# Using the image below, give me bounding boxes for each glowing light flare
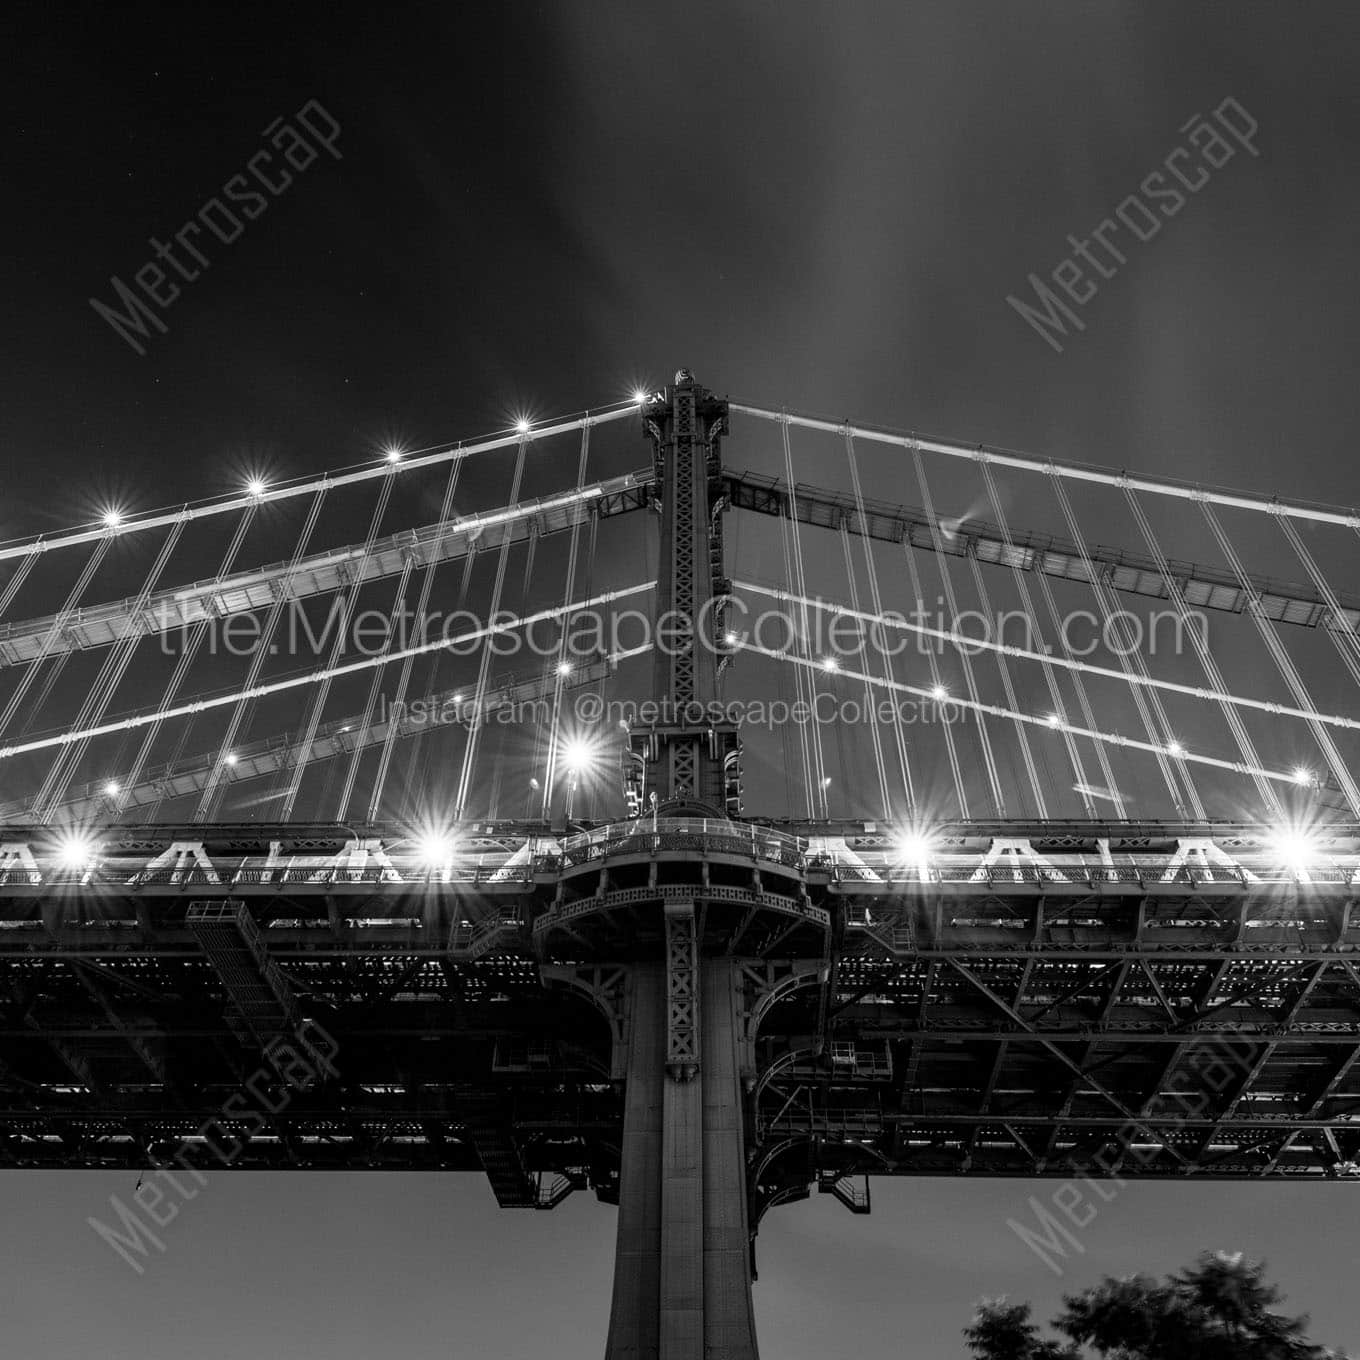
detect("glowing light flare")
[56,834,98,871]
[931,685,949,701]
[1269,826,1321,872]
[101,508,123,529]
[515,417,532,435]
[632,389,649,405]
[246,478,267,498]
[561,737,598,776]
[556,661,572,677]
[416,830,457,868]
[821,656,839,672]
[1167,741,1186,757]
[1292,766,1314,786]
[384,446,404,465]
[102,780,121,797]
[894,829,935,867]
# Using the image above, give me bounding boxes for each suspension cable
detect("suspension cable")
[1029,562,1125,818]
[779,418,826,817]
[839,518,892,820]
[0,406,638,563]
[976,461,1098,817]
[842,430,916,816]
[335,540,415,821]
[280,474,398,819]
[912,449,1005,814]
[1275,512,1360,695]
[0,583,655,766]
[454,437,530,818]
[34,514,189,818]
[1123,488,1282,819]
[196,486,329,819]
[965,549,1047,817]
[900,537,968,816]
[1051,475,1200,818]
[0,537,113,739]
[541,425,592,817]
[118,506,258,816]
[367,460,462,821]
[735,580,1360,736]
[0,553,40,621]
[1200,502,1360,816]
[731,403,1360,529]
[744,643,1305,790]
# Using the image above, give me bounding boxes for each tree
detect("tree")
[964,1251,1351,1360]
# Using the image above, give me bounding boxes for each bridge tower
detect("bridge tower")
[593,373,761,1357]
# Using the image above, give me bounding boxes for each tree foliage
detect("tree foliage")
[964,1252,1350,1360]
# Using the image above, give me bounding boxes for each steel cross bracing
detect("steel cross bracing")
[4,819,1360,1181]
[4,467,1354,672]
[0,473,652,666]
[5,373,1360,1359]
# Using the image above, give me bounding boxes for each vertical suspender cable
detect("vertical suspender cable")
[1122,488,1281,820]
[0,537,113,740]
[778,509,815,818]
[977,461,1102,818]
[843,430,916,817]
[1030,564,1124,818]
[454,436,529,818]
[280,473,397,820]
[35,515,189,818]
[335,550,415,822]
[541,425,592,817]
[912,449,1005,815]
[964,550,1047,817]
[116,506,257,815]
[0,553,40,622]
[367,458,463,822]
[777,480,817,815]
[1276,513,1360,692]
[197,486,329,820]
[839,518,892,820]
[780,417,830,818]
[1051,475,1200,819]
[1199,502,1360,816]
[901,537,969,817]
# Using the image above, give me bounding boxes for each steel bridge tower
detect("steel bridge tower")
[603,371,765,1357]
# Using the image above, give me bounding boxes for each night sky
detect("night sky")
[4,2,1360,1355]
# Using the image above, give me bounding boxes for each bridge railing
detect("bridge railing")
[547,818,806,871]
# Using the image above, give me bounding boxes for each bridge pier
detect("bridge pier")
[605,953,759,1360]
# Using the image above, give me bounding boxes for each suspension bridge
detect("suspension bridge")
[3,370,1359,1357]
